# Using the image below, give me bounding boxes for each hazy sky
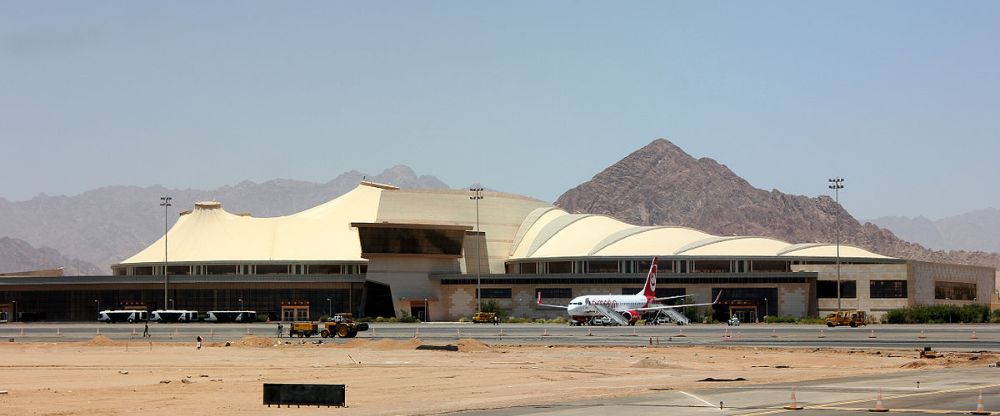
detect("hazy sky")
[2,2,998,220]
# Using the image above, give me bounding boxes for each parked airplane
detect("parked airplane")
[537,257,721,325]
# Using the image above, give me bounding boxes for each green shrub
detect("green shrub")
[480,300,507,320]
[883,304,990,324]
[991,309,1000,323]
[255,313,270,322]
[763,316,826,324]
[504,316,531,323]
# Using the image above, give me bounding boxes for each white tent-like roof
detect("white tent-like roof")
[119,184,383,264]
[510,208,891,260]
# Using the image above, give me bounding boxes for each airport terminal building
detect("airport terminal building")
[1,181,995,322]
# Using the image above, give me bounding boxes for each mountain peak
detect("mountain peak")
[555,138,1000,270]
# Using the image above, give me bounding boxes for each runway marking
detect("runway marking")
[739,382,1000,415]
[678,390,722,411]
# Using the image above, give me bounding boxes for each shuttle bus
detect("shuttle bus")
[150,310,198,323]
[98,310,148,323]
[205,310,256,323]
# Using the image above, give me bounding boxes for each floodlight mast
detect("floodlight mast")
[160,196,172,311]
[827,178,844,312]
[469,187,484,312]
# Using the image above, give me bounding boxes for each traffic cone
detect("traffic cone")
[542,328,550,336]
[414,328,420,338]
[56,328,61,336]
[131,328,137,336]
[96,328,100,335]
[676,328,686,337]
[587,328,593,336]
[972,330,978,340]
[971,390,990,415]
[771,328,777,338]
[19,328,24,336]
[918,330,926,339]
[631,327,637,337]
[818,329,826,339]
[783,387,804,410]
[868,388,889,412]
[868,329,876,339]
[456,328,461,338]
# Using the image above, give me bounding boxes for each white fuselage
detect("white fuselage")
[566,294,651,317]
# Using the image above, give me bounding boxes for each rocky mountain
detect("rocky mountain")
[871,209,1000,253]
[556,139,1000,270]
[0,166,448,273]
[0,237,103,276]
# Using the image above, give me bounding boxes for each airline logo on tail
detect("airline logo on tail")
[641,256,658,299]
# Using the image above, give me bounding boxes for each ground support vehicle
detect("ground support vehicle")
[329,313,369,331]
[472,312,500,324]
[825,310,867,327]
[289,320,360,338]
[98,310,148,323]
[727,316,741,326]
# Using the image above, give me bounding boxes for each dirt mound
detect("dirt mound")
[229,336,279,348]
[339,338,371,348]
[78,335,125,347]
[630,357,679,369]
[456,338,491,352]
[900,360,929,369]
[363,339,424,350]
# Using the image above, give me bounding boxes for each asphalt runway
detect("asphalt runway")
[2,322,999,350]
[452,367,1000,415]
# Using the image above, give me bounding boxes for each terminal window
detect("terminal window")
[870,280,907,298]
[535,288,572,298]
[934,281,976,301]
[817,281,857,298]
[478,288,512,299]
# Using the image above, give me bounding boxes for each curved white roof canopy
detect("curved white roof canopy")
[119,184,383,264]
[510,208,891,260]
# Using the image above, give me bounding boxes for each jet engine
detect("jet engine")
[621,309,640,324]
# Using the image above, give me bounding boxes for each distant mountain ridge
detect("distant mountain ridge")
[0,237,102,275]
[0,165,449,274]
[871,209,1000,253]
[555,139,1000,271]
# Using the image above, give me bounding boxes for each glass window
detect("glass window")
[478,288,512,299]
[934,281,976,301]
[587,261,619,274]
[535,288,572,298]
[310,265,342,275]
[519,262,537,274]
[547,261,572,274]
[692,260,731,273]
[751,261,789,273]
[817,281,857,298]
[870,280,907,298]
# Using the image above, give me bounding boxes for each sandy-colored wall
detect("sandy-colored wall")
[793,263,909,319]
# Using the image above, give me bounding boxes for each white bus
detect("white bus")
[97,310,148,323]
[205,310,256,323]
[150,310,198,323]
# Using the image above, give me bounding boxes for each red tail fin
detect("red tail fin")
[641,257,658,298]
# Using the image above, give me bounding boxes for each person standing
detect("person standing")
[276,323,284,337]
[143,321,150,338]
[196,335,203,350]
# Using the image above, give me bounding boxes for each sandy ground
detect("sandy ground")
[0,335,994,416]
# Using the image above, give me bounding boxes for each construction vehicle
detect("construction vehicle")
[825,310,867,327]
[472,312,500,324]
[289,319,361,338]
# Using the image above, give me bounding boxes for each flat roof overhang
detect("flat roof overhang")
[0,274,366,289]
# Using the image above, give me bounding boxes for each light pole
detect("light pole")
[763,297,769,320]
[828,178,844,312]
[160,196,172,310]
[326,298,332,317]
[11,300,15,323]
[169,298,174,310]
[424,298,429,323]
[238,297,244,310]
[469,187,484,312]
[94,299,100,317]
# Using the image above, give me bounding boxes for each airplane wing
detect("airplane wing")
[536,292,568,309]
[590,303,631,326]
[653,294,695,302]
[636,291,723,312]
